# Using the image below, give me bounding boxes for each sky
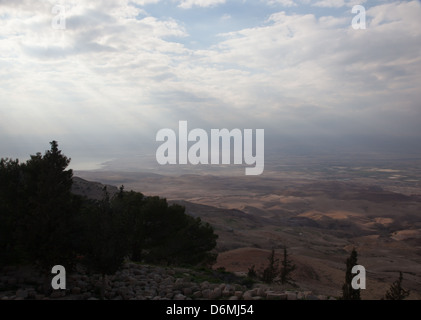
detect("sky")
[0,0,420,170]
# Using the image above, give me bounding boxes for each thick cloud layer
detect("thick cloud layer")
[0,0,420,169]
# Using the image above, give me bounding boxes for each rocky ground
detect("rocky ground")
[0,262,334,301]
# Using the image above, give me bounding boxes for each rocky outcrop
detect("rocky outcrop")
[0,263,334,300]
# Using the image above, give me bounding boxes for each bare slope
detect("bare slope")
[74,171,421,299]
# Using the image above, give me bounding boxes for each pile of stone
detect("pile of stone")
[0,263,334,300]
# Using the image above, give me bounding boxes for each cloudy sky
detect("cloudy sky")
[1,0,420,170]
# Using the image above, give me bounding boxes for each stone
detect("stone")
[133,269,143,276]
[153,274,162,283]
[174,278,184,290]
[244,290,255,298]
[202,289,211,299]
[229,296,239,300]
[209,283,218,290]
[257,286,267,297]
[210,287,222,299]
[222,289,231,297]
[50,291,65,299]
[266,293,287,300]
[287,292,297,300]
[193,291,202,299]
[123,289,135,300]
[243,292,253,300]
[183,287,193,296]
[155,267,165,274]
[190,285,200,293]
[174,294,186,300]
[127,277,138,286]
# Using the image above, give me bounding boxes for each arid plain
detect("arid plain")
[75,155,421,299]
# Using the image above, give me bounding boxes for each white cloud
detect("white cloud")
[0,0,420,162]
[313,0,346,8]
[313,0,367,8]
[177,0,226,9]
[267,0,298,7]
[131,0,162,5]
[192,1,421,132]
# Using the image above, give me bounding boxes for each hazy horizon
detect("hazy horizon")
[1,0,421,171]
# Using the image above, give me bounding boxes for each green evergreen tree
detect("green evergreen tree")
[261,248,280,284]
[18,141,80,270]
[0,158,25,265]
[111,189,146,262]
[137,198,218,266]
[167,213,218,266]
[247,265,258,279]
[81,187,130,299]
[384,272,410,300]
[341,248,361,300]
[280,247,296,285]
[1,141,220,288]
